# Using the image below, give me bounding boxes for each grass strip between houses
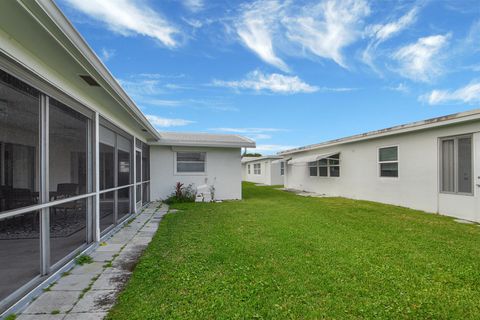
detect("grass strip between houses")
[107,182,480,319]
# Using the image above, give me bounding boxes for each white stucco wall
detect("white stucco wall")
[284,121,480,222]
[150,146,242,200]
[243,159,284,185]
[269,162,285,185]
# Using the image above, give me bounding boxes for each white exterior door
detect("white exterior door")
[438,133,480,222]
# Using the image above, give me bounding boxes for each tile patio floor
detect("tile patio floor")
[15,202,168,320]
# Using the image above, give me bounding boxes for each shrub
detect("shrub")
[165,182,196,204]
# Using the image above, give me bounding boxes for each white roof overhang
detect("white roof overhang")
[288,152,339,164]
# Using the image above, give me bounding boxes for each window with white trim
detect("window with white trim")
[379,146,398,177]
[254,163,261,175]
[247,164,251,174]
[309,154,340,177]
[309,161,318,176]
[280,162,285,175]
[440,135,472,194]
[176,152,206,173]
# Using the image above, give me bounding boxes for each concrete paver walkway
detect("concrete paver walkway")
[17,202,168,320]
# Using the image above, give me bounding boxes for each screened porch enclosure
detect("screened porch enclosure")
[0,67,150,313]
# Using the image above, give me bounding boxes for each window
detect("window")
[99,120,134,230]
[136,150,141,183]
[328,154,340,177]
[254,163,261,175]
[280,162,285,175]
[309,154,340,177]
[309,161,317,176]
[0,70,40,213]
[0,68,96,310]
[49,99,89,196]
[440,135,472,194]
[176,152,206,173]
[142,143,150,181]
[247,164,251,174]
[117,135,131,187]
[379,146,398,177]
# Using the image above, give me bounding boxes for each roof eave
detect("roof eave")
[34,0,161,141]
[241,156,283,163]
[280,110,480,155]
[151,140,257,148]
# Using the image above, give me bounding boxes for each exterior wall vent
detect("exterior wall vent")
[79,74,100,86]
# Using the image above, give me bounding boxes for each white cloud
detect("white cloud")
[367,7,418,43]
[212,70,318,94]
[100,47,115,61]
[146,114,194,127]
[143,98,239,112]
[236,0,289,72]
[385,83,409,93]
[211,127,291,143]
[419,82,480,105]
[283,0,370,69]
[466,19,480,51]
[143,99,183,107]
[362,6,419,72]
[181,0,204,12]
[118,78,164,97]
[210,127,286,140]
[234,0,369,70]
[211,127,285,134]
[65,0,180,47]
[392,34,450,82]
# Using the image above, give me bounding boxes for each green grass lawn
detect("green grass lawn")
[107,182,480,319]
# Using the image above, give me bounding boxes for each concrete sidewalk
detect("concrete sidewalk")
[17,202,168,320]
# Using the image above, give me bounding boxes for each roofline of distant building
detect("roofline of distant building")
[280,109,480,155]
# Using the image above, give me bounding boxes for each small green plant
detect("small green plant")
[103,261,113,268]
[43,282,55,292]
[164,182,196,204]
[75,254,93,265]
[5,313,16,320]
[99,241,107,246]
[62,271,71,277]
[78,274,100,299]
[51,309,60,315]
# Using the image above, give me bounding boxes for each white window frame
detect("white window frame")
[439,134,474,196]
[247,164,251,174]
[308,154,340,178]
[253,163,261,175]
[378,145,399,178]
[174,151,207,175]
[280,162,285,175]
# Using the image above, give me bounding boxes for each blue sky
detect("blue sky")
[58,0,480,154]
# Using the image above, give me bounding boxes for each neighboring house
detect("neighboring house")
[279,110,480,223]
[151,132,254,200]
[242,156,285,186]
[0,0,254,315]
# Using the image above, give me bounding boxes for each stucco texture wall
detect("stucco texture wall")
[285,122,480,222]
[150,146,242,201]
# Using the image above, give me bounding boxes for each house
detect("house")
[242,156,285,186]
[151,132,254,201]
[279,110,480,223]
[0,0,254,315]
